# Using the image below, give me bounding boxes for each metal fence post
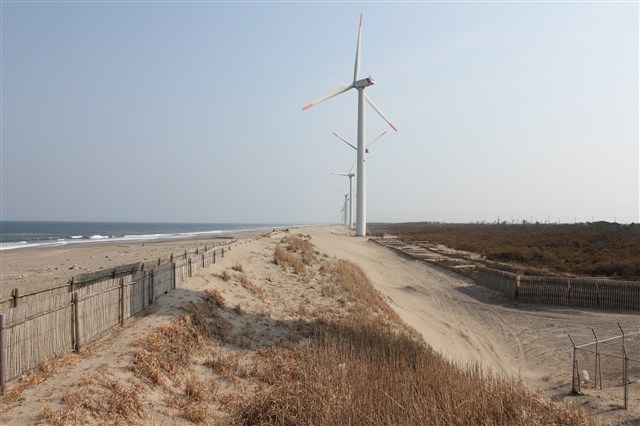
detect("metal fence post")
[623,346,628,410]
[569,335,579,394]
[591,328,602,390]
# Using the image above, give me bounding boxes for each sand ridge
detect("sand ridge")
[0,225,638,424]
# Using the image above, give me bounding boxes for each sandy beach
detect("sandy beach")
[0,225,637,424]
[0,228,273,298]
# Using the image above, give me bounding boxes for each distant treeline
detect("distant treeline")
[369,222,640,280]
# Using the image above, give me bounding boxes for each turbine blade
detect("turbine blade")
[330,172,350,176]
[303,84,353,110]
[354,14,363,83]
[348,160,356,174]
[332,131,357,151]
[364,93,398,131]
[365,131,387,150]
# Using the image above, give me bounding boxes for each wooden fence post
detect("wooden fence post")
[213,251,216,264]
[188,259,192,278]
[0,314,5,391]
[142,270,147,309]
[119,278,125,324]
[172,262,176,290]
[70,277,75,293]
[222,248,225,258]
[11,288,18,308]
[149,270,155,305]
[202,254,205,268]
[73,292,82,353]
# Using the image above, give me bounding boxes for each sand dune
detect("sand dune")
[0,225,637,424]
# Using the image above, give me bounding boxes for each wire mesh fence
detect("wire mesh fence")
[570,326,640,411]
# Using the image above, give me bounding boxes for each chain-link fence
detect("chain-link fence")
[570,326,640,411]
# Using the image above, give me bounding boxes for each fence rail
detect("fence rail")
[569,327,640,411]
[0,241,235,390]
[476,268,640,311]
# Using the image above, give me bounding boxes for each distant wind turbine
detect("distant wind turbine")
[335,188,349,227]
[303,14,398,236]
[330,163,356,229]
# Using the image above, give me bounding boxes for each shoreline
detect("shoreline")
[0,227,283,297]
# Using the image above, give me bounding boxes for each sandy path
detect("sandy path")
[305,227,639,391]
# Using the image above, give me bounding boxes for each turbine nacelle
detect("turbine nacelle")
[354,77,375,89]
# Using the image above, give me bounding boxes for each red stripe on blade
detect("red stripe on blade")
[302,103,314,110]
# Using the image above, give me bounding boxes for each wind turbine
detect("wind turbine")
[332,130,387,154]
[335,188,349,227]
[329,130,385,230]
[303,14,398,236]
[330,163,356,229]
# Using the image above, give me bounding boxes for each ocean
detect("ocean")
[0,221,297,251]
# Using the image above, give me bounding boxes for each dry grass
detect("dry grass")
[273,234,317,274]
[28,234,598,426]
[164,375,217,424]
[274,245,306,275]
[129,315,203,386]
[130,288,231,386]
[234,319,594,425]
[232,262,244,273]
[238,273,263,296]
[282,235,317,265]
[230,240,595,426]
[221,270,232,282]
[41,371,146,425]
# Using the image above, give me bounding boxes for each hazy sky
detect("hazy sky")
[1,2,638,224]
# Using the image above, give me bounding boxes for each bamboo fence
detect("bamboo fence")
[477,268,640,311]
[0,241,234,390]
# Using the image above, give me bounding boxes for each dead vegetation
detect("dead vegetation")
[274,234,317,276]
[370,222,640,279]
[41,370,146,425]
[34,234,595,425]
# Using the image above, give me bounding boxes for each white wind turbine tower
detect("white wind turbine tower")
[330,131,386,230]
[330,163,356,229]
[335,189,349,227]
[303,14,398,236]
